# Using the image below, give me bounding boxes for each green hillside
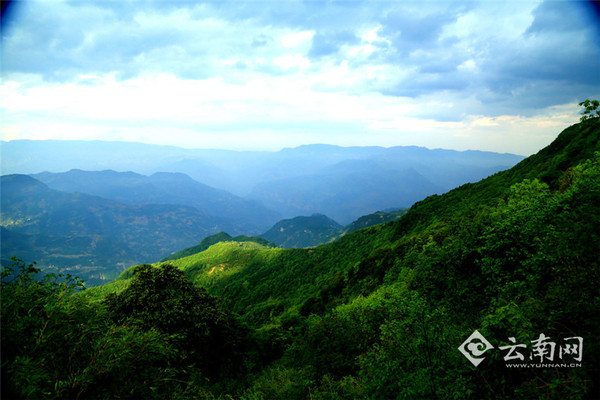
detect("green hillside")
[2,120,599,399]
[260,213,343,248]
[160,232,275,261]
[342,208,408,234]
[0,175,237,284]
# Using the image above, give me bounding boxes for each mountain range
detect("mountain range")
[0,172,407,283]
[76,119,599,399]
[0,174,237,283]
[1,142,524,284]
[2,140,523,223]
[31,169,280,231]
[2,120,599,399]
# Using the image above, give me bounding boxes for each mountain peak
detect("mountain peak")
[1,174,47,190]
[260,214,343,248]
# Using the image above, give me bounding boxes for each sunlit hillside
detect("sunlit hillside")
[7,120,592,399]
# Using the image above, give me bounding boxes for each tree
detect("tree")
[1,258,176,399]
[104,263,248,378]
[578,99,600,121]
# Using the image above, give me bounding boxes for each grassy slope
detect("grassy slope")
[161,232,275,262]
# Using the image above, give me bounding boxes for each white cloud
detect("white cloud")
[1,0,598,155]
[280,31,314,48]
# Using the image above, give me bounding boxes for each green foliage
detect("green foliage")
[161,232,276,262]
[104,263,249,378]
[4,121,599,398]
[1,258,182,399]
[261,213,343,248]
[579,99,600,121]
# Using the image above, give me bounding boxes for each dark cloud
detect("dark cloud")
[380,2,471,55]
[526,0,592,35]
[367,0,599,114]
[471,0,600,113]
[382,70,471,99]
[308,30,359,59]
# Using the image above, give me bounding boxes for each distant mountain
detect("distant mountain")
[342,209,408,235]
[2,140,524,223]
[1,141,525,274]
[249,163,442,224]
[260,214,344,248]
[162,209,411,254]
[0,175,243,283]
[161,232,275,262]
[32,169,280,232]
[255,209,409,249]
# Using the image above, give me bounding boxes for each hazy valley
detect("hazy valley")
[1,142,522,284]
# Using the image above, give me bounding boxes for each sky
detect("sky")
[1,0,599,155]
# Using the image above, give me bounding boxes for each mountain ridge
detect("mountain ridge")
[260,213,344,248]
[0,174,248,284]
[32,169,280,230]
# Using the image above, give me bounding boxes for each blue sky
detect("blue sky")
[1,0,599,155]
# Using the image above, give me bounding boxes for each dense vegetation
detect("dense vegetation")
[0,174,238,285]
[260,213,343,248]
[2,120,599,399]
[161,232,275,261]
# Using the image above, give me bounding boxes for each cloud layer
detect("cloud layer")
[1,0,599,154]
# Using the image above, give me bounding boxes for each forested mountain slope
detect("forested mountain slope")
[342,208,407,234]
[259,213,343,248]
[2,120,599,399]
[32,169,280,230]
[0,175,240,283]
[163,120,599,397]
